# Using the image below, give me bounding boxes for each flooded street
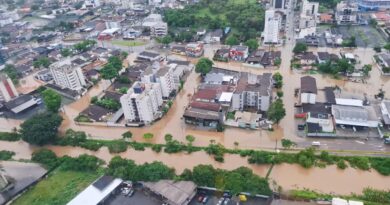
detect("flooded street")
[270,163,390,195]
[1,140,389,195]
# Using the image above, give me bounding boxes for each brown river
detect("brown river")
[0,47,389,195]
[1,140,389,195]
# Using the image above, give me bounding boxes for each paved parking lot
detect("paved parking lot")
[317,25,387,48]
[106,188,161,205]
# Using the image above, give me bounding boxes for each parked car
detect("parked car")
[311,141,321,146]
[127,189,135,197]
[297,124,305,130]
[216,198,224,205]
[384,138,390,145]
[202,196,209,204]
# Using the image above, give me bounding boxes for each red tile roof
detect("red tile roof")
[190,101,220,112]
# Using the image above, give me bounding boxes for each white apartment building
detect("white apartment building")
[231,73,273,112]
[0,74,18,102]
[50,60,86,91]
[142,14,168,37]
[120,82,163,124]
[156,66,177,98]
[263,9,281,44]
[297,0,319,39]
[336,1,359,25]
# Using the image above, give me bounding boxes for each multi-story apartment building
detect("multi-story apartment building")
[336,1,359,25]
[231,73,273,112]
[297,0,319,38]
[120,82,163,124]
[0,74,18,102]
[142,14,168,37]
[156,66,177,98]
[50,60,86,91]
[263,9,281,44]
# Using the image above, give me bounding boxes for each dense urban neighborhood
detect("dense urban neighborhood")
[0,0,390,204]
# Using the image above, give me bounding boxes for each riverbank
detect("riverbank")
[1,139,390,195]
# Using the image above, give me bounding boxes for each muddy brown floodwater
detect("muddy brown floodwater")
[0,140,389,195]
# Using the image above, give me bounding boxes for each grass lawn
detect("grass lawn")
[111,40,146,47]
[12,169,101,205]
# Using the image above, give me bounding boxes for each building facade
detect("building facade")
[0,74,18,102]
[336,1,359,25]
[297,0,319,38]
[156,66,177,98]
[120,82,163,124]
[50,61,86,91]
[263,9,281,44]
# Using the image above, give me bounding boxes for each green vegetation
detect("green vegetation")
[33,57,51,68]
[164,0,264,41]
[293,42,308,53]
[100,56,123,81]
[317,58,354,76]
[0,132,21,141]
[107,157,271,196]
[226,111,236,120]
[93,97,121,111]
[281,139,296,149]
[0,150,15,160]
[60,48,72,57]
[225,35,239,46]
[290,188,390,205]
[73,40,96,53]
[244,39,259,52]
[205,142,226,162]
[122,131,133,139]
[195,57,213,75]
[12,169,100,205]
[111,40,146,47]
[272,72,283,89]
[143,133,154,140]
[20,112,63,145]
[274,57,281,67]
[32,149,60,169]
[267,99,286,125]
[106,156,175,182]
[42,89,62,112]
[107,140,128,153]
[74,114,93,123]
[342,36,357,48]
[1,64,20,85]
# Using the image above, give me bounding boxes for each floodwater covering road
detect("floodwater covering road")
[0,140,389,195]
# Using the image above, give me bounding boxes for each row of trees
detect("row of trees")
[163,0,264,41]
[100,56,124,81]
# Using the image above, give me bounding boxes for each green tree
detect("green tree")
[120,51,128,59]
[61,154,104,171]
[20,112,63,145]
[384,43,390,52]
[274,57,281,67]
[225,35,239,46]
[185,135,195,144]
[192,165,216,187]
[33,57,51,68]
[245,39,259,52]
[195,58,213,75]
[31,149,59,168]
[272,72,283,89]
[267,99,286,125]
[108,56,122,71]
[73,40,96,53]
[293,42,308,53]
[61,48,72,57]
[362,64,372,77]
[42,89,61,112]
[164,133,173,142]
[1,64,19,84]
[100,64,119,81]
[122,131,133,139]
[161,35,173,45]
